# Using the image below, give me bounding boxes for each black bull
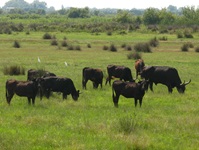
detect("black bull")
[140,66,191,93]
[106,65,133,85]
[6,79,40,105]
[82,67,103,89]
[27,69,56,81]
[112,80,148,107]
[39,76,80,100]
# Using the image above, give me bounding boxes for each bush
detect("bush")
[51,39,58,46]
[67,45,74,50]
[125,45,132,51]
[127,52,142,60]
[3,65,25,75]
[149,37,159,47]
[181,43,189,52]
[177,32,183,38]
[103,45,109,50]
[107,31,112,36]
[118,115,137,134]
[13,40,20,48]
[75,45,81,51]
[184,30,193,38]
[121,43,126,48]
[61,40,68,47]
[195,46,199,52]
[43,33,52,39]
[134,42,152,53]
[109,44,117,52]
[87,43,91,48]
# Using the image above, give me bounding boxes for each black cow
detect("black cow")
[6,79,40,105]
[27,69,56,81]
[39,76,80,100]
[82,67,103,89]
[105,65,133,85]
[112,80,148,107]
[140,66,191,93]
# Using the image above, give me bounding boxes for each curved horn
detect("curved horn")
[184,79,191,86]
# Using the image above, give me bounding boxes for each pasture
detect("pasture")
[0,31,199,149]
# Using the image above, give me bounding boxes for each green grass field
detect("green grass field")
[0,31,199,150]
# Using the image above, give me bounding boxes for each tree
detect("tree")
[67,7,90,18]
[159,8,176,25]
[3,0,30,10]
[115,10,133,23]
[143,8,160,25]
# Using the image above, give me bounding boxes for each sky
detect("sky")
[0,0,198,10]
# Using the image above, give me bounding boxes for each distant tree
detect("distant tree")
[143,8,160,25]
[30,0,47,10]
[67,7,90,18]
[167,5,178,14]
[115,10,133,23]
[3,0,30,10]
[159,8,176,25]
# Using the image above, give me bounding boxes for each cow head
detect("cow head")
[72,90,80,101]
[177,79,191,93]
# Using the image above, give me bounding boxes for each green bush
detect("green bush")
[181,43,189,52]
[51,39,58,46]
[195,46,199,52]
[109,44,117,52]
[149,37,159,47]
[3,65,25,75]
[103,45,109,50]
[13,40,20,48]
[127,52,142,60]
[43,33,52,39]
[134,42,152,53]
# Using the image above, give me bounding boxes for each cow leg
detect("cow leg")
[32,97,35,105]
[28,98,31,105]
[105,77,111,85]
[149,82,153,92]
[6,92,14,105]
[134,99,138,107]
[139,98,143,107]
[82,79,88,89]
[113,94,119,108]
[63,92,67,100]
[168,86,173,93]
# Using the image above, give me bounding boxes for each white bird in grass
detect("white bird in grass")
[64,61,68,66]
[38,57,41,63]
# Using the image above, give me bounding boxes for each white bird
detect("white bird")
[38,57,41,63]
[64,61,68,66]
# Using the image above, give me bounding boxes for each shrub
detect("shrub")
[67,45,74,50]
[87,43,91,48]
[181,43,189,52]
[13,40,20,48]
[195,46,199,52]
[75,45,81,51]
[107,31,112,36]
[109,44,117,52]
[61,40,68,47]
[3,65,25,75]
[134,42,152,53]
[103,45,109,50]
[121,43,126,48]
[177,32,183,38]
[184,31,193,38]
[149,37,159,47]
[127,52,142,60]
[51,39,58,46]
[43,33,52,39]
[125,45,132,51]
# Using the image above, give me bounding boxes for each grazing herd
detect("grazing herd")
[5,59,191,107]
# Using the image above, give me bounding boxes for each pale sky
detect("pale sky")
[0,0,198,10]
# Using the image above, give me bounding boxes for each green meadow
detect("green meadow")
[0,31,199,149]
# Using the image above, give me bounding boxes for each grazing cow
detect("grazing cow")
[6,79,40,105]
[135,59,145,79]
[105,65,133,85]
[140,66,191,93]
[39,76,80,100]
[82,67,103,89]
[27,69,56,81]
[112,80,148,107]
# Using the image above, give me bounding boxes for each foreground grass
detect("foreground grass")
[0,31,198,149]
